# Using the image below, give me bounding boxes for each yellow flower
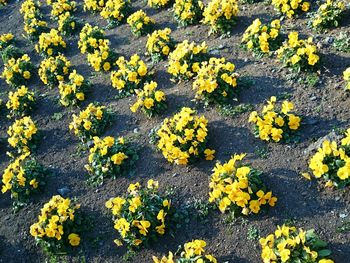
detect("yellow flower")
[68,233,80,246]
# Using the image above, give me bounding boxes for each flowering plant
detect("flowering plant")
[6,86,35,118]
[100,0,131,27]
[1,152,46,208]
[309,0,347,32]
[277,32,320,72]
[308,129,350,188]
[242,19,282,57]
[260,225,333,263]
[209,153,277,216]
[193,57,238,105]
[7,116,38,155]
[35,29,66,57]
[111,54,150,95]
[78,23,108,54]
[20,0,49,41]
[58,70,89,106]
[105,180,176,248]
[85,136,138,185]
[87,43,117,71]
[130,81,167,117]
[50,0,76,18]
[30,195,83,254]
[69,103,110,143]
[0,0,8,5]
[152,240,218,263]
[173,0,204,26]
[344,67,350,90]
[155,107,215,165]
[167,40,207,81]
[38,54,71,87]
[146,28,175,63]
[249,96,301,143]
[1,54,33,87]
[127,10,155,37]
[84,0,105,11]
[202,0,239,34]
[148,0,171,9]
[0,33,14,50]
[272,0,310,18]
[58,12,78,35]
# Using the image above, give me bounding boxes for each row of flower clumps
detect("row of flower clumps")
[84,0,348,34]
[0,0,92,209]
[0,34,44,209]
[26,179,334,263]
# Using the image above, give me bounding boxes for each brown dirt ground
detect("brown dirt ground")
[0,0,350,262]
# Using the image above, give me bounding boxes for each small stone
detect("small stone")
[244,58,248,63]
[133,128,139,133]
[339,213,348,219]
[57,187,70,197]
[325,37,334,44]
[310,96,317,101]
[172,173,178,177]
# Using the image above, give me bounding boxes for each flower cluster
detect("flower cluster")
[127,10,155,37]
[209,153,277,215]
[156,107,214,165]
[202,0,239,34]
[100,0,131,26]
[87,43,117,71]
[111,54,150,95]
[242,19,282,57]
[0,33,14,50]
[58,12,78,35]
[0,0,7,5]
[309,0,346,31]
[167,40,208,80]
[344,67,350,90]
[7,116,38,154]
[173,0,204,26]
[78,24,117,71]
[146,28,175,62]
[69,103,109,143]
[1,152,45,208]
[85,136,138,185]
[193,57,238,105]
[130,81,167,117]
[272,0,310,18]
[6,86,35,118]
[153,240,218,263]
[277,32,320,72]
[1,54,33,87]
[38,54,71,87]
[58,70,89,106]
[30,195,83,254]
[105,180,176,248]
[260,225,334,263]
[78,23,108,54]
[308,129,350,188]
[35,29,66,57]
[49,0,76,19]
[20,0,49,41]
[84,0,105,11]
[249,96,301,142]
[148,0,171,9]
